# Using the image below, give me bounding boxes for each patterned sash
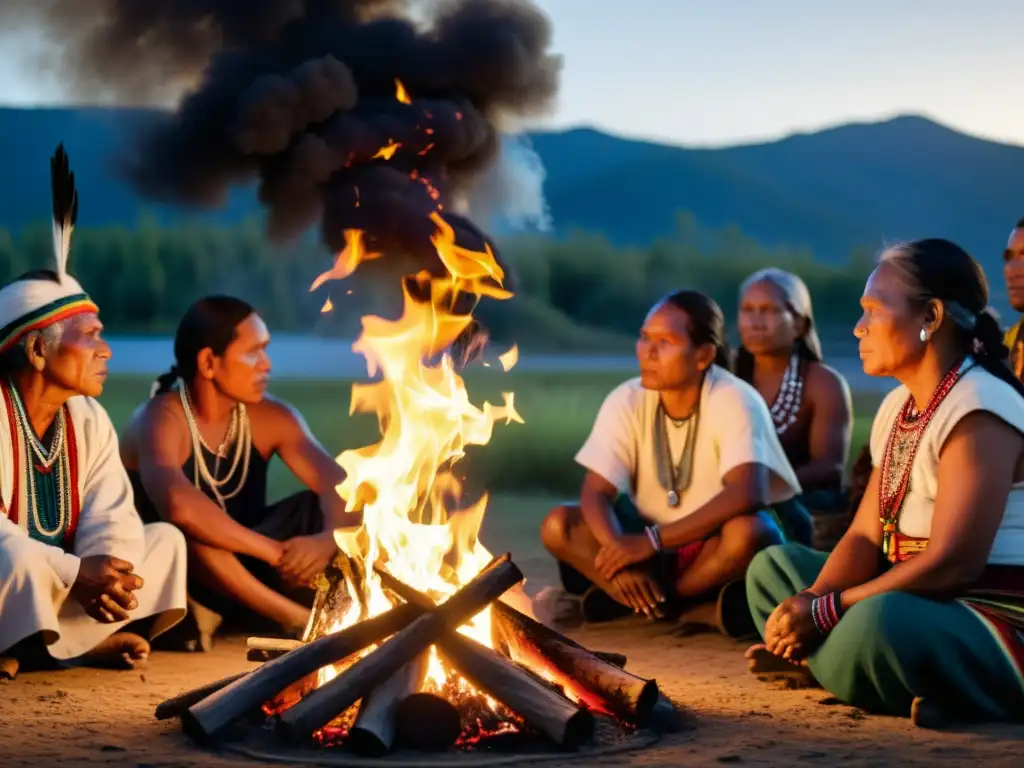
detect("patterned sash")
[894,540,1024,688]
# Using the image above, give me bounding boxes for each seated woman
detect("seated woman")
[537,290,802,634]
[735,268,853,544]
[746,239,1024,728]
[120,296,357,647]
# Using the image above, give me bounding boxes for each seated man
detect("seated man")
[120,295,357,647]
[0,146,186,672]
[537,290,802,635]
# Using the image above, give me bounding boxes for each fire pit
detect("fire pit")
[155,552,683,763]
[150,53,683,758]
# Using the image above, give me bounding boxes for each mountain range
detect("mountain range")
[0,107,1022,278]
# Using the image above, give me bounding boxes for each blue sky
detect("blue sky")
[1,0,1022,147]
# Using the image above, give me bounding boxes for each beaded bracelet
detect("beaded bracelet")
[644,524,663,553]
[810,592,845,636]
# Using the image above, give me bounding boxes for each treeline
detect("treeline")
[0,212,875,349]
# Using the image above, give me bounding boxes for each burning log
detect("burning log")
[436,636,594,748]
[394,692,463,751]
[304,554,368,642]
[182,602,421,743]
[348,653,430,757]
[373,566,594,747]
[491,601,659,724]
[246,637,302,663]
[155,672,249,721]
[277,554,523,742]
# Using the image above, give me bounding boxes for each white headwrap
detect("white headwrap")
[0,145,97,354]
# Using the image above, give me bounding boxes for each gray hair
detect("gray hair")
[739,268,823,360]
[0,321,65,375]
[878,244,978,332]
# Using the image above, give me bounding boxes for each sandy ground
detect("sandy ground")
[2,610,1022,767]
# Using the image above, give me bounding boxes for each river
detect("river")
[104,334,894,393]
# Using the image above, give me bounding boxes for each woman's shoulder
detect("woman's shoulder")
[941,365,1024,419]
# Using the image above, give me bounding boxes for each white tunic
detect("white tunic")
[575,365,802,526]
[869,365,1024,566]
[0,394,187,660]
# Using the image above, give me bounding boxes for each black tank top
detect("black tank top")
[130,439,271,529]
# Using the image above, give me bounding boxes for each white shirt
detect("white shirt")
[1,395,145,588]
[575,365,802,526]
[870,365,1024,566]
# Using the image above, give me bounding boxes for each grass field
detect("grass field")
[98,370,882,502]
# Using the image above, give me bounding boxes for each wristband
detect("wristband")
[810,591,844,636]
[644,524,663,553]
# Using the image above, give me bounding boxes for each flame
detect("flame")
[395,78,411,104]
[310,215,522,695]
[311,230,383,292]
[321,297,333,313]
[498,345,518,372]
[373,139,402,160]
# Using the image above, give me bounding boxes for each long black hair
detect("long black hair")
[879,238,1024,398]
[152,295,255,395]
[662,289,731,369]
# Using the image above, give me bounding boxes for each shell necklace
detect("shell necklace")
[178,383,251,510]
[768,353,804,435]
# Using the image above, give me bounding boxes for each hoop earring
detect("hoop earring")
[919,328,928,343]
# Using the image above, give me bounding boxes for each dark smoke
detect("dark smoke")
[11,0,560,283]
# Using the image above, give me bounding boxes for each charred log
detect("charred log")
[492,602,659,724]
[182,602,421,743]
[348,653,429,757]
[277,554,522,743]
[374,565,594,747]
[436,635,593,748]
[394,692,462,752]
[154,672,248,720]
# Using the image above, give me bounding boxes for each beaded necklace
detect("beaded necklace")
[4,380,73,542]
[768,353,804,435]
[178,383,252,510]
[878,357,973,560]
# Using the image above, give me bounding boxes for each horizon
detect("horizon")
[1,1,1022,149]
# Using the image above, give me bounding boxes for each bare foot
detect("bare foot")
[744,643,820,688]
[0,656,18,680]
[78,632,151,670]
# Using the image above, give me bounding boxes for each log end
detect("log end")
[348,727,392,758]
[632,679,661,725]
[562,707,595,749]
[394,692,462,752]
[179,709,216,746]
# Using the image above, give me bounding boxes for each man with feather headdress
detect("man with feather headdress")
[0,146,187,673]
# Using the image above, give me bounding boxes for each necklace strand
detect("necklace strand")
[178,384,251,510]
[769,353,803,435]
[6,382,69,538]
[878,358,972,559]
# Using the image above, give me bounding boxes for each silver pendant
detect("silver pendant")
[667,490,680,507]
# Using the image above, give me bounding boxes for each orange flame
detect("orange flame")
[395,78,411,104]
[321,297,334,314]
[311,230,383,292]
[373,139,401,160]
[310,215,523,693]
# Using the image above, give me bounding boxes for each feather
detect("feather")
[50,143,79,280]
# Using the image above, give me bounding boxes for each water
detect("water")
[105,334,895,393]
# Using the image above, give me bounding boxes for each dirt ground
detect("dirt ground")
[2,605,1022,768]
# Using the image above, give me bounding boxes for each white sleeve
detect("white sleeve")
[0,513,81,588]
[714,385,779,479]
[72,400,145,567]
[574,384,638,493]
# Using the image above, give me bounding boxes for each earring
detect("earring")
[919,328,928,343]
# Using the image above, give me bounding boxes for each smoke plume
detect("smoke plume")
[9,0,560,279]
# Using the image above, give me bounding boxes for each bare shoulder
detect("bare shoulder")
[805,361,851,403]
[119,392,189,467]
[249,394,307,432]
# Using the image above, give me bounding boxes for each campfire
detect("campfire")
[154,213,679,758]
